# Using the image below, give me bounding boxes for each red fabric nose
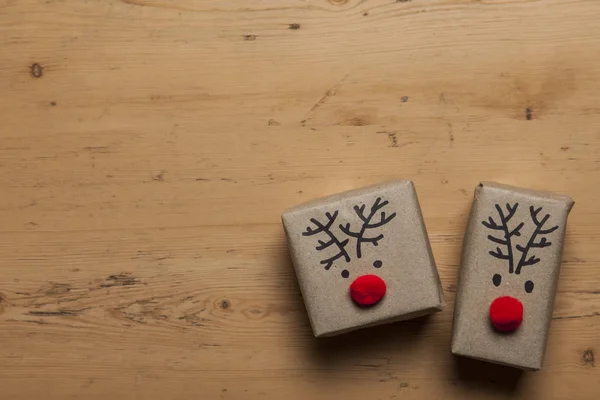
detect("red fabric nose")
[350,275,386,306]
[489,296,523,332]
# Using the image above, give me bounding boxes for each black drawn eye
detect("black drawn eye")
[492,274,502,287]
[373,260,382,268]
[341,270,349,279]
[525,280,534,293]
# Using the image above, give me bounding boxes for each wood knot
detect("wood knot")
[243,34,257,41]
[220,299,230,309]
[288,23,300,30]
[31,63,43,78]
[243,306,267,320]
[583,349,595,366]
[0,292,6,314]
[329,0,348,5]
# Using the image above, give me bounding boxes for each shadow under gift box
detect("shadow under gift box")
[451,182,574,370]
[282,180,445,337]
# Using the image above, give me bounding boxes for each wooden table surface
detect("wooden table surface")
[1,0,599,399]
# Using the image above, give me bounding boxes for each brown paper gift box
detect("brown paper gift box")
[282,180,445,337]
[451,182,574,370]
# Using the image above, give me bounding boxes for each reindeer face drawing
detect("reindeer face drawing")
[451,182,573,370]
[282,180,444,337]
[482,203,559,332]
[302,198,396,306]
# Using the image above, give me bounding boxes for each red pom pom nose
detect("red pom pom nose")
[350,275,386,306]
[489,296,523,332]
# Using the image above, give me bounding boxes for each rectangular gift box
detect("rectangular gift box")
[282,180,445,337]
[451,182,574,370]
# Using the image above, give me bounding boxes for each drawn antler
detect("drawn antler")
[514,206,559,274]
[339,197,397,258]
[302,211,350,270]
[482,203,524,273]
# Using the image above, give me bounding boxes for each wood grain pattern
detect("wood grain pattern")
[1,0,599,398]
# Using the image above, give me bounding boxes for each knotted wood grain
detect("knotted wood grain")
[1,0,599,399]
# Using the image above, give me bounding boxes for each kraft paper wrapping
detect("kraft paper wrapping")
[282,180,445,337]
[451,182,574,370]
